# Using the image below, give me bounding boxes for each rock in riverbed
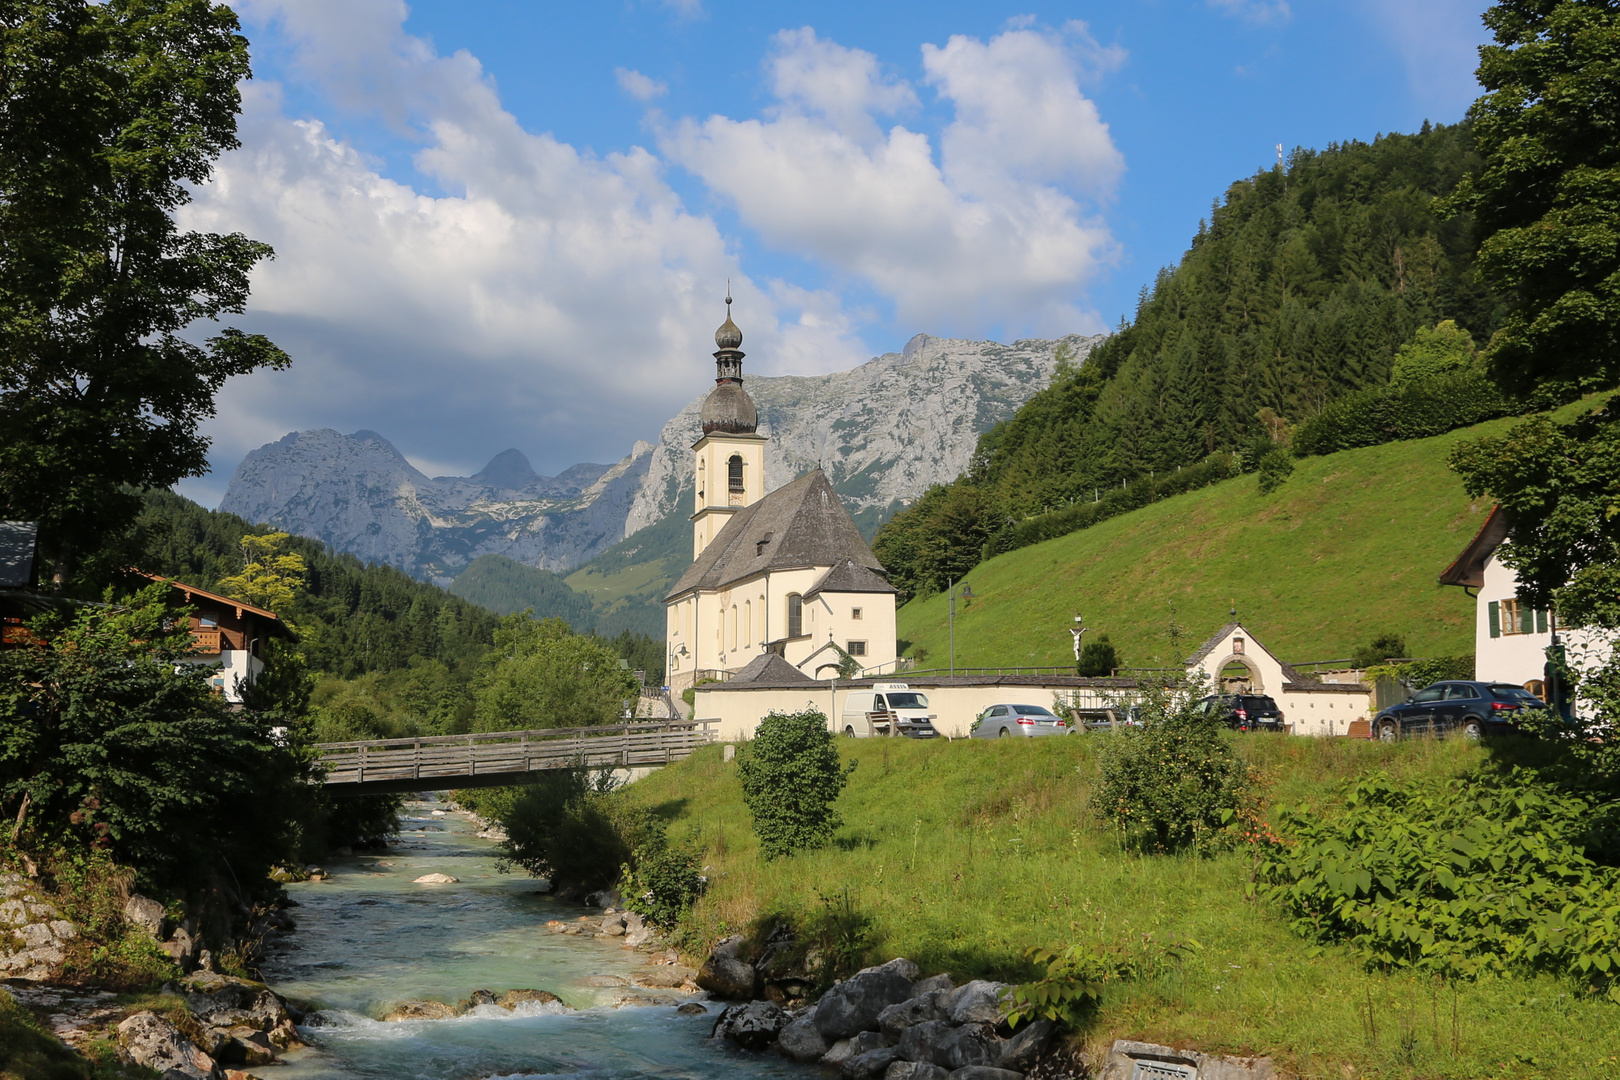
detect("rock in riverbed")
[412,873,459,884]
[117,1011,221,1080]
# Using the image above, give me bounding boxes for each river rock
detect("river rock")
[499,989,561,1010]
[845,1047,904,1080]
[218,1027,277,1067]
[949,1068,1024,1080]
[777,1012,830,1061]
[945,981,1008,1025]
[580,975,630,987]
[635,967,697,990]
[412,873,459,884]
[677,1002,709,1016]
[878,991,948,1039]
[814,959,918,1040]
[934,1023,1003,1070]
[898,1020,953,1063]
[622,911,656,948]
[464,989,498,1008]
[998,1021,1054,1071]
[713,1000,786,1050]
[382,1000,457,1021]
[913,974,953,995]
[124,895,166,941]
[886,1063,950,1080]
[117,1011,222,1079]
[697,936,757,999]
[181,973,293,1032]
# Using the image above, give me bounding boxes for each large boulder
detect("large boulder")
[844,1046,904,1080]
[116,1011,221,1079]
[814,959,918,1039]
[381,1000,457,1021]
[697,935,758,999]
[777,1013,830,1062]
[878,991,948,1039]
[912,974,953,996]
[180,973,292,1032]
[886,1063,950,1080]
[897,1019,954,1063]
[124,895,166,941]
[998,1021,1055,1072]
[945,981,1008,1025]
[712,1000,786,1051]
[934,1023,1004,1070]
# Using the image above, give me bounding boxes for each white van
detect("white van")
[839,684,939,738]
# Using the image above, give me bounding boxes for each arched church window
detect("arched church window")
[728,455,744,492]
[730,604,738,649]
[744,600,751,648]
[787,593,803,638]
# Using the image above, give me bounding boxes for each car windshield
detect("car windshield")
[885,693,927,709]
[1012,705,1056,717]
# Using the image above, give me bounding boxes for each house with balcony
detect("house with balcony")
[139,573,297,703]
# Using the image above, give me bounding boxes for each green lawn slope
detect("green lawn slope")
[897,400,1605,671]
[626,736,1620,1079]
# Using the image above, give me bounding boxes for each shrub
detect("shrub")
[1003,934,1200,1029]
[1352,631,1409,669]
[1077,633,1120,678]
[736,709,854,860]
[1292,371,1522,457]
[500,769,652,890]
[1093,682,1253,853]
[1256,447,1295,494]
[621,835,704,930]
[1259,771,1620,999]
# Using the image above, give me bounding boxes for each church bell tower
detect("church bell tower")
[692,293,767,559]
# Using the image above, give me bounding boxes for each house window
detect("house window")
[787,594,803,638]
[197,612,218,628]
[1490,599,1547,637]
[847,640,867,657]
[852,607,863,620]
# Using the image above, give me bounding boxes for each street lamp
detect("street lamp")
[948,579,975,677]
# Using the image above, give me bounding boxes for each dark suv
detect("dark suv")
[1194,694,1285,732]
[1373,680,1546,741]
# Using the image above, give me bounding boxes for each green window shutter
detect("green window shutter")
[1536,609,1549,634]
[1488,601,1500,638]
[1520,604,1535,635]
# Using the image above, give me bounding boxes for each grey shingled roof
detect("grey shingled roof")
[727,652,817,685]
[1185,621,1241,666]
[665,469,885,600]
[805,558,898,598]
[1186,620,1311,685]
[0,522,38,589]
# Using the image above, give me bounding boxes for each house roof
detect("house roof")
[0,522,38,589]
[1186,622,1242,666]
[727,652,818,685]
[1438,505,1511,589]
[805,558,898,599]
[1185,620,1312,684]
[137,573,298,641]
[665,469,885,600]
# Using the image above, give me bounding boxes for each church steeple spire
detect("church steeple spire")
[701,290,757,435]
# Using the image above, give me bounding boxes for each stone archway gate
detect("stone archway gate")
[316,719,719,796]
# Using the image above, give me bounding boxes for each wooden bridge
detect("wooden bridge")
[316,720,718,796]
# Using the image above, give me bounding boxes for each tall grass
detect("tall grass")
[626,735,1620,1078]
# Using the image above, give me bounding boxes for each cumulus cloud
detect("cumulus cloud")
[184,0,865,494]
[662,23,1123,335]
[616,67,668,101]
[1207,0,1292,25]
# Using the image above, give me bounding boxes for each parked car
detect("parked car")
[1193,693,1285,732]
[970,703,1069,738]
[1372,680,1546,741]
[840,685,940,738]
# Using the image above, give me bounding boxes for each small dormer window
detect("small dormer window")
[756,530,774,556]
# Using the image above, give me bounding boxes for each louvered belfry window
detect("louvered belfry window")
[728,455,744,491]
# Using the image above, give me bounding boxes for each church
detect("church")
[664,298,897,695]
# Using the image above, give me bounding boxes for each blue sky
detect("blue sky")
[179,0,1490,505]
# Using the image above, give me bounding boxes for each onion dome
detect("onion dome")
[701,290,757,434]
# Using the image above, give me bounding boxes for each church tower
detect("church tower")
[691,293,766,559]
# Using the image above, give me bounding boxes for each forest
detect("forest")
[874,122,1523,601]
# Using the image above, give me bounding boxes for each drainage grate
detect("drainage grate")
[1130,1061,1197,1080]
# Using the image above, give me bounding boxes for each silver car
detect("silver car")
[970,703,1070,738]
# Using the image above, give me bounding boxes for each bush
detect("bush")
[737,709,854,860]
[1077,633,1120,677]
[1259,771,1620,999]
[1093,682,1254,853]
[1255,447,1295,494]
[621,835,704,930]
[1292,371,1522,456]
[1004,934,1200,1029]
[500,769,650,890]
[1352,631,1409,669]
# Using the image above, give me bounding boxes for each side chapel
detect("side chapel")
[664,298,897,695]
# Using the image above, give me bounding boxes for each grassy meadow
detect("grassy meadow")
[627,735,1620,1079]
[896,397,1612,672]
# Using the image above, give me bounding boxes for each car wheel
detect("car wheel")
[998,727,1010,738]
[844,725,856,738]
[1462,718,1482,740]
[1378,720,1399,743]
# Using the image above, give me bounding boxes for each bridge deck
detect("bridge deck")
[316,720,717,795]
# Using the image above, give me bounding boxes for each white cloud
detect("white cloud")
[616,67,668,101]
[1361,0,1487,119]
[184,0,863,491]
[662,23,1122,335]
[1207,0,1292,26]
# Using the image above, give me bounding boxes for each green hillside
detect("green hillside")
[563,510,690,638]
[896,396,1608,672]
[449,553,596,625]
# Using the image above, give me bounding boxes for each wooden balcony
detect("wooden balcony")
[189,629,223,654]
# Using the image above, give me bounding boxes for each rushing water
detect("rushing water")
[260,799,798,1080]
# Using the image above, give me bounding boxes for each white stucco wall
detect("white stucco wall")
[178,649,263,704]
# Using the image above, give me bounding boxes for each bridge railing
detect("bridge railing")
[316,719,720,787]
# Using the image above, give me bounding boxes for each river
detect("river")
[259,798,798,1080]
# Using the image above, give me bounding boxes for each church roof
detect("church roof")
[727,652,817,685]
[805,558,898,598]
[665,469,886,601]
